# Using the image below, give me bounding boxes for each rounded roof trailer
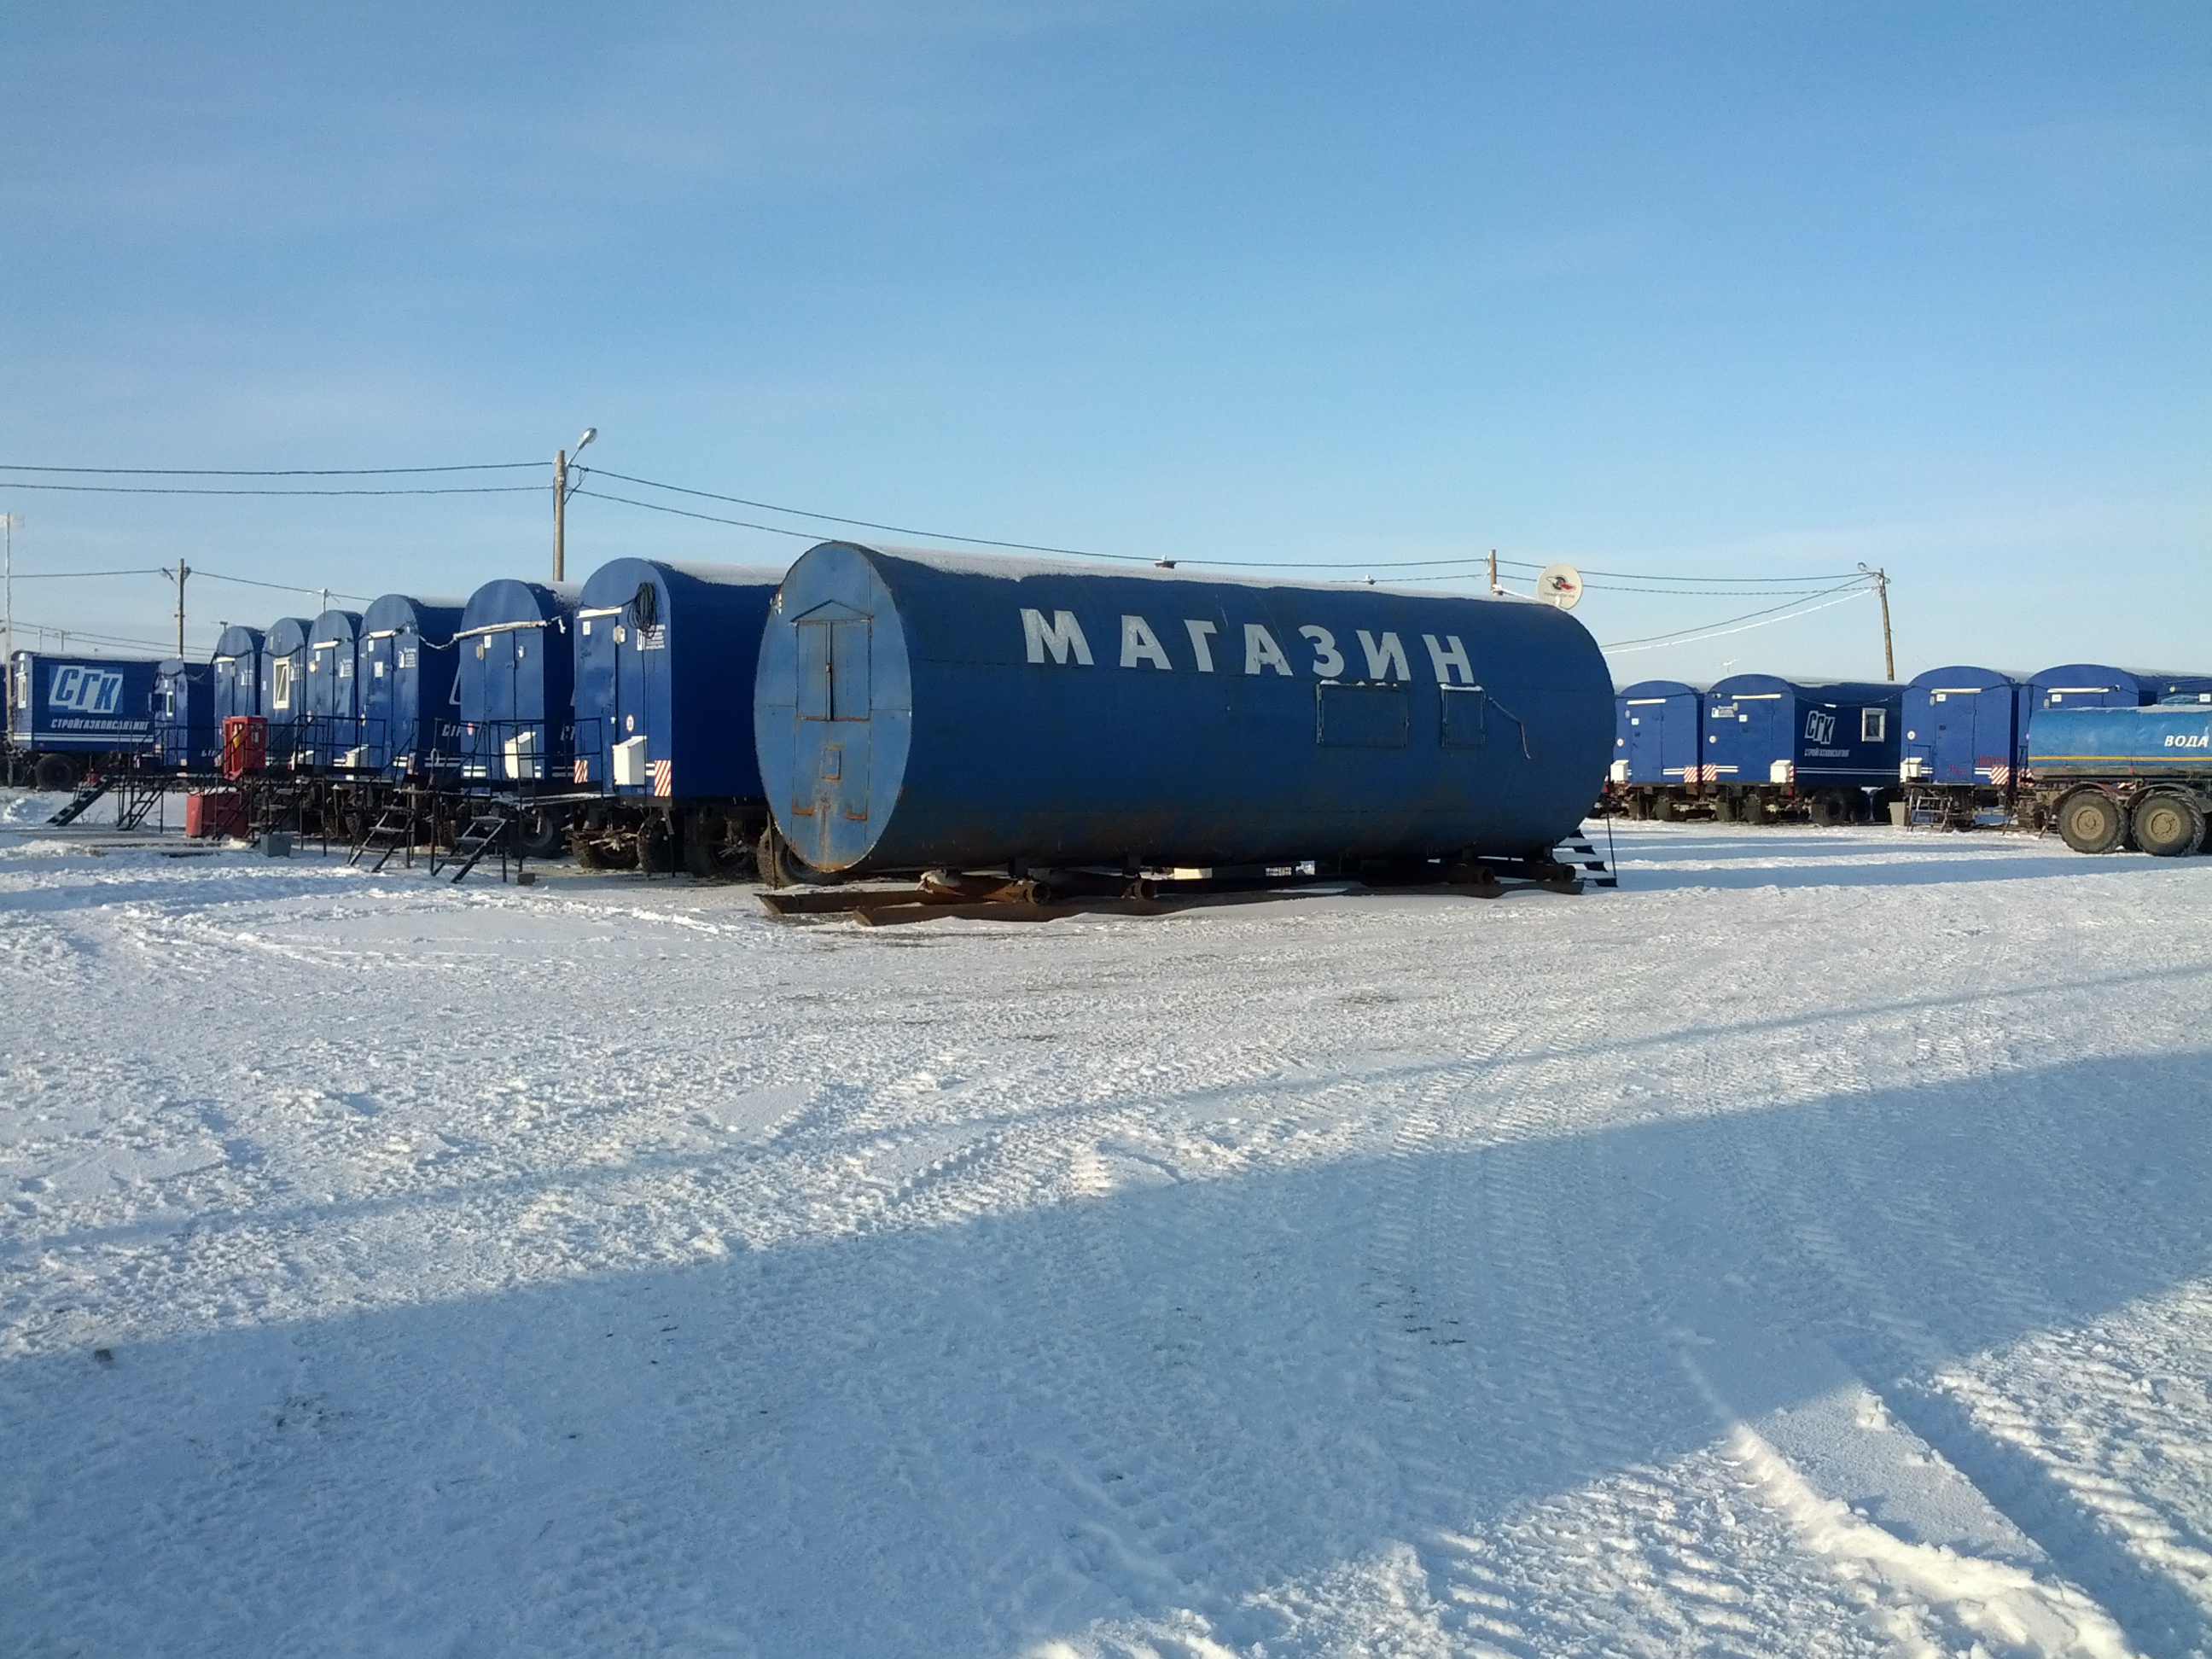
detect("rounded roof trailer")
[212,625,265,722]
[755,541,1612,876]
[303,608,366,766]
[155,658,218,770]
[1705,673,1902,793]
[359,593,466,776]
[1612,679,1705,789]
[259,618,313,731]
[575,557,785,802]
[455,579,581,785]
[1901,666,2029,788]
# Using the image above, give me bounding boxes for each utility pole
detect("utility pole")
[1487,549,1499,594]
[1860,564,1895,680]
[553,428,597,583]
[172,559,190,657]
[554,448,568,582]
[3,512,15,667]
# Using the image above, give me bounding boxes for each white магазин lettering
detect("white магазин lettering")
[1184,620,1218,672]
[1300,626,1345,678]
[1120,615,1173,669]
[1022,608,1094,666]
[1244,625,1292,676]
[1357,631,1409,682]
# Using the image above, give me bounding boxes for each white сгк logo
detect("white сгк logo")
[49,667,125,713]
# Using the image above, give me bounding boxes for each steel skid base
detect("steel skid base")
[757,852,1597,927]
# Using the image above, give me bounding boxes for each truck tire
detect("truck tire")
[32,753,79,791]
[2057,789,2126,854]
[2130,792,2205,859]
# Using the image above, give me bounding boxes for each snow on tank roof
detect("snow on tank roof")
[584,557,788,591]
[827,541,1534,605]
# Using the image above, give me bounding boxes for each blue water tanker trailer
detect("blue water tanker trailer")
[154,659,218,770]
[1609,679,1705,818]
[1702,673,1902,824]
[358,593,464,776]
[454,579,580,856]
[259,617,313,761]
[1898,666,2029,826]
[573,557,784,875]
[211,625,265,722]
[300,608,366,768]
[753,543,1613,880]
[2027,695,2212,855]
[5,651,160,789]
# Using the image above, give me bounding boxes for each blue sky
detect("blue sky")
[3,2,2205,682]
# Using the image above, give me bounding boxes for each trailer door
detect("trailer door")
[791,604,872,869]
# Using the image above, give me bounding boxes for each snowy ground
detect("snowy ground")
[3,792,2209,1659]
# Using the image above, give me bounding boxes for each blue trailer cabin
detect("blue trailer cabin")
[1610,679,1703,817]
[359,593,465,776]
[2028,700,2212,856]
[754,542,1613,876]
[154,659,218,769]
[1703,673,1902,822]
[301,608,365,766]
[259,618,313,756]
[575,559,783,798]
[1900,666,2029,819]
[454,579,579,783]
[211,626,265,721]
[7,651,160,788]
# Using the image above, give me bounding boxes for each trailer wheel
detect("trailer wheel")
[2057,789,2126,854]
[2130,793,2204,859]
[32,753,80,791]
[515,808,566,859]
[637,817,675,874]
[1808,793,1848,826]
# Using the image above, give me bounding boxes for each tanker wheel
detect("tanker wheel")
[638,818,676,874]
[32,753,79,792]
[2131,793,2204,858]
[1651,795,1677,822]
[1808,792,1850,827]
[2057,789,2126,854]
[515,807,566,860]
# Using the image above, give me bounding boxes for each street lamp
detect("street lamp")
[554,428,597,582]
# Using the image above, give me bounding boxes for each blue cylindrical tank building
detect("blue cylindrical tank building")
[211,626,264,723]
[155,659,218,769]
[754,543,1613,875]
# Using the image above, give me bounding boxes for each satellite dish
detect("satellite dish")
[1538,563,1584,610]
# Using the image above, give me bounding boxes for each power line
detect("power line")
[7,568,168,579]
[1601,581,1875,653]
[0,462,539,476]
[585,469,1143,561]
[0,481,541,498]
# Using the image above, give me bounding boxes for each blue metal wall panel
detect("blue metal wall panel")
[2028,664,2212,712]
[7,653,160,753]
[1705,674,1902,789]
[1613,679,1703,785]
[302,608,364,765]
[574,558,783,800]
[755,543,1614,873]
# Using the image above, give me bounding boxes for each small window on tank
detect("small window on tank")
[1860,708,1887,742]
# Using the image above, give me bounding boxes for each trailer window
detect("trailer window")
[1860,708,1887,742]
[272,658,292,710]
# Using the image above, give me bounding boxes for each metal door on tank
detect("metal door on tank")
[1737,695,1783,775]
[790,606,871,868]
[614,597,655,789]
